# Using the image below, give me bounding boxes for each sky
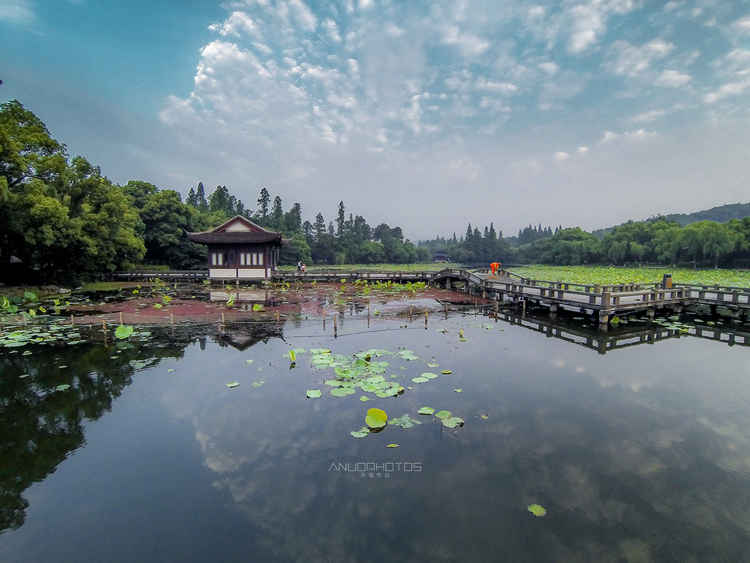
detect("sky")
[2,0,750,241]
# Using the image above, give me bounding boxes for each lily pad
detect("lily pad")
[421,372,438,379]
[359,396,371,402]
[389,414,422,428]
[351,428,369,438]
[365,407,388,428]
[441,370,453,375]
[527,504,546,517]
[454,388,462,393]
[114,325,134,339]
[330,388,355,397]
[418,407,435,415]
[387,444,399,448]
[226,381,240,388]
[251,381,264,387]
[412,377,429,384]
[435,410,452,419]
[306,389,322,398]
[441,417,465,429]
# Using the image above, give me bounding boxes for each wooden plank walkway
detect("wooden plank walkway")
[431,268,750,324]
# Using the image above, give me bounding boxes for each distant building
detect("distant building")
[434,250,450,262]
[186,215,286,280]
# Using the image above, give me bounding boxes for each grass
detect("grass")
[509,265,750,288]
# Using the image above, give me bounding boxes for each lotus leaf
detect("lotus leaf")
[387,444,399,448]
[421,372,438,379]
[365,407,388,428]
[359,396,371,402]
[418,407,434,415]
[306,390,322,398]
[226,382,240,388]
[435,410,452,419]
[527,504,546,517]
[114,325,134,339]
[412,377,429,384]
[351,428,369,438]
[454,388,462,393]
[330,388,355,397]
[441,417,464,429]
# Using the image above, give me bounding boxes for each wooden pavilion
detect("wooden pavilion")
[186,216,286,280]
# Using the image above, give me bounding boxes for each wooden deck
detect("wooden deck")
[431,268,750,324]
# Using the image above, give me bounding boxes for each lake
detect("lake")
[1,300,750,562]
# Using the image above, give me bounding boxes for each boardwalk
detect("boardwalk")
[432,268,750,324]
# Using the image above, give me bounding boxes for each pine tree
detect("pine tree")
[196,182,208,212]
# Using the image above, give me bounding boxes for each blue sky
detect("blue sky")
[2,0,750,240]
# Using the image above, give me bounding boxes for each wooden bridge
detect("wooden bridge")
[432,268,750,325]
[113,267,750,324]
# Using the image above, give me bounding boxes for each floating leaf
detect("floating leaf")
[427,363,439,368]
[306,390,322,398]
[226,382,240,388]
[365,407,388,428]
[421,372,438,379]
[55,384,70,391]
[435,410,452,419]
[167,369,175,372]
[389,414,422,428]
[454,388,462,393]
[527,504,546,517]
[412,377,429,384]
[387,444,399,448]
[418,407,435,415]
[441,417,464,429]
[351,429,369,438]
[289,349,296,362]
[251,381,264,387]
[441,370,452,375]
[481,415,489,419]
[114,325,134,339]
[359,396,371,402]
[331,388,355,397]
[246,359,254,365]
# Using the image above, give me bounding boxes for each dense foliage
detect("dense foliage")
[0,101,427,282]
[419,217,750,268]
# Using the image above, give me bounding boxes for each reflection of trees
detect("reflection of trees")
[0,341,187,533]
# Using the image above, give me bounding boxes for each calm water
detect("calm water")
[2,311,750,563]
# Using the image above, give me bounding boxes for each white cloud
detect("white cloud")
[655,69,691,87]
[554,151,568,161]
[565,0,641,54]
[209,11,260,38]
[0,0,35,24]
[624,129,657,140]
[441,25,491,57]
[604,39,674,76]
[601,131,620,142]
[577,146,588,153]
[631,109,665,123]
[321,18,341,42]
[538,61,559,74]
[289,0,317,32]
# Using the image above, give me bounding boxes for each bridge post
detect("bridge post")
[598,310,609,326]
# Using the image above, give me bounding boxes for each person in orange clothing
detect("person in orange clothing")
[490,262,501,275]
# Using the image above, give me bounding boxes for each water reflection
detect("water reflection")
[0,339,188,534]
[2,314,750,562]
[494,309,750,354]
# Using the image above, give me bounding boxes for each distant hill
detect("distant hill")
[592,202,750,237]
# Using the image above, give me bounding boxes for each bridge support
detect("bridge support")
[598,310,610,326]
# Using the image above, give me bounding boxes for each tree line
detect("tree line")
[0,100,426,283]
[418,217,750,268]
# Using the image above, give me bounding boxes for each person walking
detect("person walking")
[297,260,302,271]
